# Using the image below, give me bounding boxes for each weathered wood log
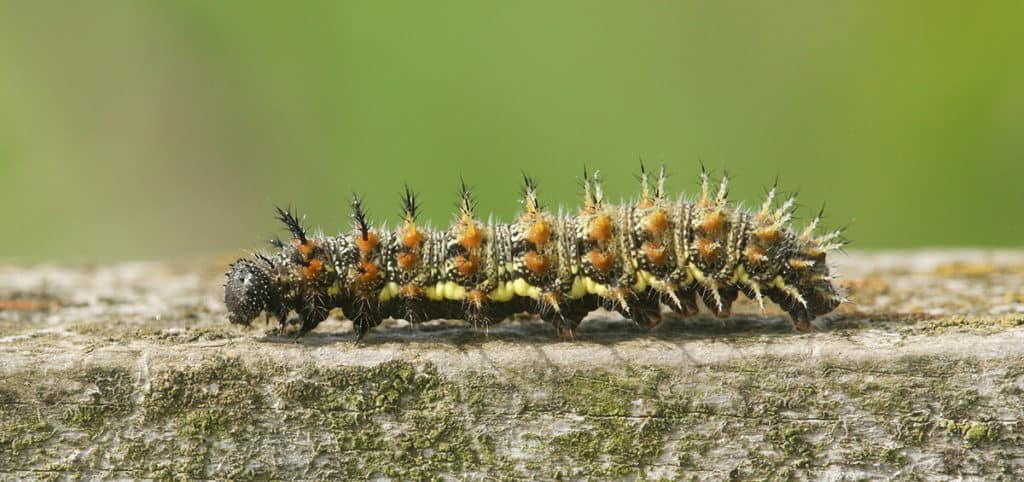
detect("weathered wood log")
[1,250,1023,480]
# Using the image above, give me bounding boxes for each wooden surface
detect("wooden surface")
[1,250,1023,480]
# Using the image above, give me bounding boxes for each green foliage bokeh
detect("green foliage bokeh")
[1,1,1021,261]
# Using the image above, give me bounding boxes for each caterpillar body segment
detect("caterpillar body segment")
[224,168,845,340]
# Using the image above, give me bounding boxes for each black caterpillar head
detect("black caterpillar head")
[224,259,280,325]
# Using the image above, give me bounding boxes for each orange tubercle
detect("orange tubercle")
[294,239,315,258]
[646,210,668,235]
[401,223,422,248]
[459,223,483,250]
[355,231,379,254]
[756,225,779,242]
[302,258,323,278]
[358,260,379,283]
[642,241,668,266]
[542,291,561,310]
[745,245,767,265]
[455,254,480,277]
[526,221,551,246]
[524,250,550,275]
[696,237,718,260]
[588,215,612,242]
[400,284,422,298]
[397,251,418,269]
[467,289,487,307]
[701,211,725,235]
[588,249,615,274]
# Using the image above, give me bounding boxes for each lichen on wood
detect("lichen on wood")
[1,250,1023,479]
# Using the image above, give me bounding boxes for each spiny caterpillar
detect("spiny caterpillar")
[224,165,846,341]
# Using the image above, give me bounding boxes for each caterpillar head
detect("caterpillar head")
[224,259,281,325]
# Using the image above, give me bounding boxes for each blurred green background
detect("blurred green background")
[1,1,1021,262]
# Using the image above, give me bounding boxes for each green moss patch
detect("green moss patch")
[0,352,1021,479]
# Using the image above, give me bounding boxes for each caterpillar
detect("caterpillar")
[224,165,846,341]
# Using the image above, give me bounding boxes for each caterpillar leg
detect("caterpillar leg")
[353,321,374,343]
[466,304,496,330]
[337,299,384,343]
[763,287,814,332]
[700,285,739,318]
[562,318,582,341]
[273,307,293,336]
[775,288,842,332]
[668,287,700,317]
[349,310,383,343]
[295,305,328,338]
[541,312,581,340]
[543,298,593,340]
[464,291,500,330]
[629,299,664,329]
[396,303,428,324]
[296,319,321,337]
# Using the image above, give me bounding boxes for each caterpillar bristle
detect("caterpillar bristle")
[715,170,729,205]
[401,184,419,223]
[521,173,540,214]
[458,177,476,221]
[581,168,594,211]
[745,280,766,313]
[759,183,778,217]
[590,170,605,207]
[351,193,370,240]
[226,165,847,340]
[698,161,710,204]
[655,163,667,200]
[255,253,274,269]
[274,205,307,244]
[801,204,826,240]
[638,159,652,205]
